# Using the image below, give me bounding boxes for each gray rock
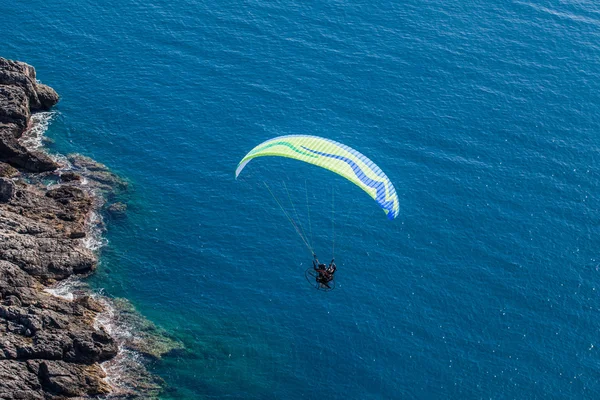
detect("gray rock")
[0,57,60,173]
[0,161,18,177]
[0,123,58,172]
[0,70,40,111]
[34,84,59,111]
[59,171,81,182]
[0,177,14,202]
[107,201,127,217]
[0,57,59,112]
[3,182,91,238]
[37,361,110,397]
[0,85,30,130]
[0,58,36,77]
[67,154,128,190]
[0,57,162,399]
[0,360,44,399]
[0,234,96,279]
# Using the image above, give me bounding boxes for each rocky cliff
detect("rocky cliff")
[0,57,174,399]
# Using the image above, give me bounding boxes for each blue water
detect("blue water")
[4,0,600,398]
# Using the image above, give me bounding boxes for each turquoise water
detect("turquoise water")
[3,0,600,398]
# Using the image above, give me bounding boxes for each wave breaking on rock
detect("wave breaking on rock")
[0,57,181,399]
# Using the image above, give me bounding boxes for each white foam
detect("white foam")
[43,276,87,300]
[20,111,74,171]
[22,111,55,150]
[82,209,108,251]
[52,153,71,170]
[43,289,74,301]
[25,101,147,397]
[94,297,147,396]
[101,347,147,397]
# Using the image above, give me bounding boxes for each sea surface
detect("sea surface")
[3,0,600,398]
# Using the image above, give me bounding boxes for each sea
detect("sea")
[3,0,600,398]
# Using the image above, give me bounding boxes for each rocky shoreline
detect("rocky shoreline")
[0,57,178,399]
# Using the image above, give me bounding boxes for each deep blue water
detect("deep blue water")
[3,0,600,398]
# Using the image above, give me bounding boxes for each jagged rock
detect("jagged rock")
[0,122,20,138]
[66,154,108,172]
[0,161,18,177]
[37,361,110,397]
[0,182,95,279]
[0,57,59,112]
[34,84,59,111]
[46,185,87,203]
[0,234,96,279]
[3,182,91,238]
[0,177,14,202]
[74,295,105,313]
[0,208,63,237]
[0,360,44,399]
[4,296,22,307]
[0,57,162,399]
[60,171,81,182]
[0,57,36,78]
[68,154,128,191]
[0,123,58,172]
[0,58,60,172]
[0,260,39,298]
[107,201,127,217]
[0,260,118,366]
[0,70,39,111]
[0,85,30,130]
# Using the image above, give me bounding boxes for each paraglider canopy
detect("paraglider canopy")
[236,135,400,220]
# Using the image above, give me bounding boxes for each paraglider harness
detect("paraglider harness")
[305,254,336,291]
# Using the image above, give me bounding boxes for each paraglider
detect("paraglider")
[309,254,336,290]
[236,135,400,220]
[236,135,399,290]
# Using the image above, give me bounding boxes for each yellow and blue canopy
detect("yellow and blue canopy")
[236,135,400,220]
